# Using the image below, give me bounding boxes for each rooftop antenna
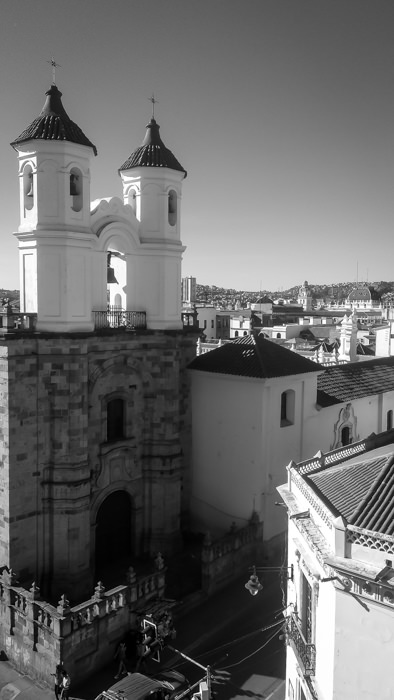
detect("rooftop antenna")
[148,93,158,119]
[46,57,61,85]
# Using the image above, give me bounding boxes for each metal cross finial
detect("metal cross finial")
[47,57,61,85]
[148,93,158,119]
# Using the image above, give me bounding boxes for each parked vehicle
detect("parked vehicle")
[94,670,191,700]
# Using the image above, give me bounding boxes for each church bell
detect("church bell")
[107,253,118,284]
[26,176,34,197]
[69,173,78,196]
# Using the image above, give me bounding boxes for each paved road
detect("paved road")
[0,573,286,700]
[74,572,287,700]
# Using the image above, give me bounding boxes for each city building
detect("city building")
[277,430,394,700]
[188,335,394,556]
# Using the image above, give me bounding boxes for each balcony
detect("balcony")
[93,308,147,330]
[286,612,316,676]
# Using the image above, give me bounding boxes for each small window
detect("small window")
[276,333,281,339]
[107,398,124,441]
[70,167,83,212]
[280,390,295,427]
[234,331,239,337]
[387,410,393,431]
[211,320,214,329]
[168,189,177,226]
[341,426,351,446]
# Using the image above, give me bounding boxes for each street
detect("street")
[74,572,287,700]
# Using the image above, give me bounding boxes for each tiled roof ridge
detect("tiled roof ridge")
[10,84,97,155]
[250,333,268,375]
[348,457,394,533]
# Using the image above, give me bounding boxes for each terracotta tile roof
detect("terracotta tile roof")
[188,335,323,378]
[317,356,394,404]
[306,452,394,535]
[10,85,97,155]
[119,118,186,176]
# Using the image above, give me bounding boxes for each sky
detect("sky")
[1,0,394,292]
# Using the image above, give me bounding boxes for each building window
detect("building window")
[107,398,124,441]
[234,330,239,337]
[70,167,83,212]
[341,426,351,446]
[300,572,313,643]
[168,189,177,226]
[211,319,214,329]
[387,410,393,431]
[280,390,295,427]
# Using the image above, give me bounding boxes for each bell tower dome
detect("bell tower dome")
[118,112,187,329]
[11,83,97,332]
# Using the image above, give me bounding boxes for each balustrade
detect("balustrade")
[93,308,147,330]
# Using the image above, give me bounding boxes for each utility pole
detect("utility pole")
[168,646,213,700]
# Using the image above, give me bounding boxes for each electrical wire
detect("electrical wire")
[167,613,288,671]
[219,622,286,671]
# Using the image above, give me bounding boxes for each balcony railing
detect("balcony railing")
[0,308,37,332]
[286,612,316,676]
[93,308,147,330]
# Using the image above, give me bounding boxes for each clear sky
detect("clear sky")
[1,0,394,292]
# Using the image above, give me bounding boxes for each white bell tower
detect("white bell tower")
[11,84,97,332]
[119,111,187,330]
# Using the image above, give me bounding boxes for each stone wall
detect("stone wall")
[0,328,197,603]
[0,565,166,688]
[201,515,264,595]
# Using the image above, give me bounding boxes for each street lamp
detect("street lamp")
[245,564,294,596]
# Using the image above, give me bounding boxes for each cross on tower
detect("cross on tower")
[46,57,61,85]
[148,93,159,119]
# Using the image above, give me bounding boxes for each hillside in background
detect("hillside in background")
[195,281,394,307]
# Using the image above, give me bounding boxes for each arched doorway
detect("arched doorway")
[95,491,132,578]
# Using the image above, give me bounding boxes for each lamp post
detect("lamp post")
[245,564,294,596]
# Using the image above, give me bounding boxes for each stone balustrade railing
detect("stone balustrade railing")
[0,306,37,332]
[201,513,264,595]
[0,563,166,688]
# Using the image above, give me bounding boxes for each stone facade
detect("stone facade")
[0,328,197,603]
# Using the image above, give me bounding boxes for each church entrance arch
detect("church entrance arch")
[95,490,132,577]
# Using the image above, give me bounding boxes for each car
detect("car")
[94,670,191,700]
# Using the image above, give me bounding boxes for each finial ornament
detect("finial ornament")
[47,57,61,85]
[148,93,159,119]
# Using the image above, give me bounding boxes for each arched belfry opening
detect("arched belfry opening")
[107,247,126,311]
[95,491,133,578]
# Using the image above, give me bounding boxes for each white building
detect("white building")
[277,431,394,700]
[189,335,394,553]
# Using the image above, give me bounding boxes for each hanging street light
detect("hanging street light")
[245,564,294,596]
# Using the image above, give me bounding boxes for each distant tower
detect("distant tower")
[182,276,197,304]
[298,280,313,311]
[11,84,97,332]
[339,311,358,362]
[119,115,187,329]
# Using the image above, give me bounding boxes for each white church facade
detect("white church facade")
[0,81,198,611]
